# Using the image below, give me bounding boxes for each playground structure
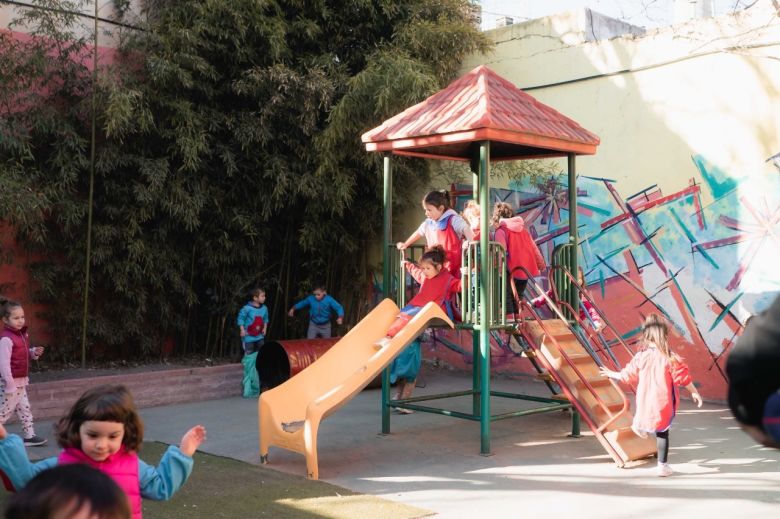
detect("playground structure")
[258,65,656,479]
[361,65,655,465]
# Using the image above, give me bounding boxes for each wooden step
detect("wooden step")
[574,376,611,388]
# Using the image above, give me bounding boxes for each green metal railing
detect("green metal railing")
[551,243,577,320]
[461,241,507,328]
[394,245,427,308]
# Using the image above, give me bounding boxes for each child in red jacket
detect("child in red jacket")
[492,203,546,314]
[600,314,702,476]
[377,246,461,347]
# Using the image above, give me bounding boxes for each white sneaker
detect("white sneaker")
[657,463,673,477]
[374,337,391,350]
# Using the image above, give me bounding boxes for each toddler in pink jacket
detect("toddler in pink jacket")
[600,314,702,477]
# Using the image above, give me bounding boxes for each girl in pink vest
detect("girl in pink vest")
[600,314,702,477]
[0,297,45,447]
[397,190,473,279]
[0,384,206,518]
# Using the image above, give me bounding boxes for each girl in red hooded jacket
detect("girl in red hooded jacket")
[492,203,546,315]
[600,314,702,477]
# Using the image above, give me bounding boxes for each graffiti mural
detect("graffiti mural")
[423,155,780,400]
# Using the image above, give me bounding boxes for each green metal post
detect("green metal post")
[470,160,480,415]
[567,153,578,313]
[569,409,582,438]
[478,141,491,455]
[381,155,392,434]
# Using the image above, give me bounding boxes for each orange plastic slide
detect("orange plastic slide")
[258,299,453,479]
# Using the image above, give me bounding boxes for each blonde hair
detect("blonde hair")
[642,314,672,359]
[462,200,480,224]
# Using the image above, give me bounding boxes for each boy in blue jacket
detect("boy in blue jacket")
[288,284,344,339]
[237,288,269,354]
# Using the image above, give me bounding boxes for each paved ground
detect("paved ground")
[19,369,780,518]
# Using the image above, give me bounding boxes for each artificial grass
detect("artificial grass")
[141,442,433,518]
[0,442,432,518]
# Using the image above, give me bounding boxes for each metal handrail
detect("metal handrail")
[395,245,427,308]
[547,265,636,367]
[461,241,507,327]
[512,266,630,434]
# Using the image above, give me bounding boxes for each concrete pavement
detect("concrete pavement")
[18,369,780,518]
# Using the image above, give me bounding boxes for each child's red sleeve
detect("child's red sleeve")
[405,262,426,285]
[670,358,693,387]
[451,277,462,293]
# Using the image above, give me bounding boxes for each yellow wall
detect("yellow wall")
[460,5,780,199]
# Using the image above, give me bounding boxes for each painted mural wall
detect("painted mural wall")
[414,2,780,401]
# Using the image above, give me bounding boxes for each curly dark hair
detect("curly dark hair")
[419,245,447,267]
[56,385,144,452]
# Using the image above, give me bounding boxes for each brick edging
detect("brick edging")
[24,364,244,421]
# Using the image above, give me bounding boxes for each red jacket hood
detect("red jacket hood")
[498,216,525,232]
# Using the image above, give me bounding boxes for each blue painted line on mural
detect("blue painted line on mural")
[708,291,743,332]
[669,206,719,269]
[577,201,612,217]
[693,154,741,199]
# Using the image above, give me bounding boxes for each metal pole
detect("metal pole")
[381,154,393,434]
[80,0,99,369]
[478,141,491,455]
[568,153,578,313]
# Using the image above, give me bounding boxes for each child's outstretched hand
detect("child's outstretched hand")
[599,366,618,379]
[180,425,206,457]
[691,392,703,408]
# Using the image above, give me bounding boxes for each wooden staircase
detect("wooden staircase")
[519,318,656,467]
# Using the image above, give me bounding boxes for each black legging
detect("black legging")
[509,278,528,314]
[656,430,669,463]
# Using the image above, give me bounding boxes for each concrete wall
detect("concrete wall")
[426,1,780,400]
[25,364,243,421]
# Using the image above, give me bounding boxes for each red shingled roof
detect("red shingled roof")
[362,65,600,161]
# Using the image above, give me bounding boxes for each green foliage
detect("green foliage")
[0,0,490,360]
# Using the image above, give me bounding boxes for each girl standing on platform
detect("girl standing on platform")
[397,190,473,279]
[376,247,462,412]
[492,202,546,313]
[600,314,702,477]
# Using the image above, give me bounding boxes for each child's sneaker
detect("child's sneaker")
[374,337,391,350]
[23,435,47,447]
[656,462,673,477]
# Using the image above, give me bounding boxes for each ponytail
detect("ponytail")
[419,245,447,267]
[423,190,451,210]
[491,202,513,228]
[0,296,21,319]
